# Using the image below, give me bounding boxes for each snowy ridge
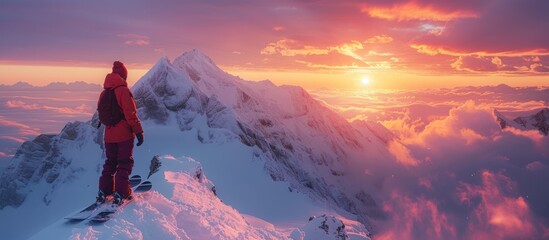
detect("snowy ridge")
[352,120,396,144]
[0,121,102,209]
[495,108,549,135]
[139,50,395,225]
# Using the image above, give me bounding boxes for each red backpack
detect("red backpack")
[97,86,124,126]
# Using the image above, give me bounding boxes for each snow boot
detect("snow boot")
[96,190,107,204]
[113,192,132,206]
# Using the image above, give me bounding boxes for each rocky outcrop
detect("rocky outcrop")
[0,121,100,209]
[495,108,549,136]
[291,214,372,240]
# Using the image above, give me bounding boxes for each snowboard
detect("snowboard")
[88,181,152,222]
[64,175,142,221]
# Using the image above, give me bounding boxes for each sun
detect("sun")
[361,77,370,86]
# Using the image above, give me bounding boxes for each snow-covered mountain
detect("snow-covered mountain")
[141,49,397,219]
[0,49,400,239]
[495,108,549,135]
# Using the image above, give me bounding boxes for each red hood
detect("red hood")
[103,73,128,89]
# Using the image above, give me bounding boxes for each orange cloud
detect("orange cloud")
[261,39,368,60]
[332,41,365,60]
[450,55,549,74]
[361,2,477,21]
[460,128,488,145]
[364,35,393,44]
[261,38,386,59]
[295,60,362,70]
[387,140,419,166]
[260,39,330,56]
[261,38,398,70]
[411,44,549,57]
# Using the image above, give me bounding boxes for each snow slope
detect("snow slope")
[29,155,288,240]
[29,155,371,240]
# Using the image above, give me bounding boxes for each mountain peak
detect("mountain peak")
[181,48,209,58]
[169,49,235,86]
[496,108,549,135]
[174,49,216,67]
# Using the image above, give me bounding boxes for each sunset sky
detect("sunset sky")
[1,0,548,89]
[1,1,549,238]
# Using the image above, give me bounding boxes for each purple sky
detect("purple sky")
[1,0,548,89]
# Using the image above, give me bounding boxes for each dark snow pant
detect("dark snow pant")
[99,138,134,198]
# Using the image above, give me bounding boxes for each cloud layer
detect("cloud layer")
[314,85,549,239]
[0,77,547,238]
[0,82,99,160]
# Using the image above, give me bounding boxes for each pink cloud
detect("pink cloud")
[317,86,549,239]
[458,171,538,239]
[361,2,478,21]
[501,128,545,145]
[377,191,457,240]
[0,116,40,136]
[418,177,432,189]
[5,100,41,110]
[11,95,94,102]
[526,161,545,171]
[0,135,26,143]
[409,0,549,74]
[403,100,498,147]
[117,33,150,46]
[272,26,286,31]
[5,100,92,115]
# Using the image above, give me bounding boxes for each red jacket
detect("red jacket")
[99,73,143,143]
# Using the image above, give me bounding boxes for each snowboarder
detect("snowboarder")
[96,61,144,205]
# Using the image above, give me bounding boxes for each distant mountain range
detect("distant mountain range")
[0,81,101,91]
